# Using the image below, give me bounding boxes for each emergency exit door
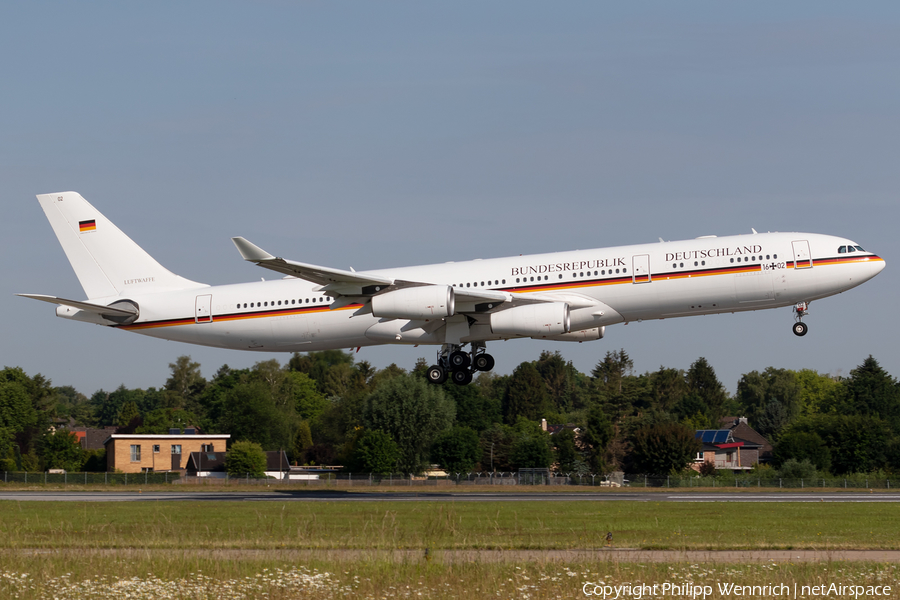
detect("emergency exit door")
[632,254,651,283]
[195,294,213,323]
[791,241,812,269]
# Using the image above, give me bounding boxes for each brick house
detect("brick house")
[692,418,770,472]
[719,416,773,464]
[104,434,230,473]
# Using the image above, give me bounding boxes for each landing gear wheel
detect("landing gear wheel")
[473,353,495,372]
[448,351,471,369]
[426,365,447,385]
[451,369,473,385]
[792,322,808,337]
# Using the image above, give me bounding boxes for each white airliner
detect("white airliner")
[21,192,885,385]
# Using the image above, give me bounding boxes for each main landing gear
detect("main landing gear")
[792,302,809,337]
[426,342,495,385]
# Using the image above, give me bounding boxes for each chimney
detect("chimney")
[541,418,547,431]
[739,417,748,425]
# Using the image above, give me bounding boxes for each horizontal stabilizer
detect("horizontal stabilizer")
[18,294,138,318]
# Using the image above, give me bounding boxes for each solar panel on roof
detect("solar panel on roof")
[695,430,731,443]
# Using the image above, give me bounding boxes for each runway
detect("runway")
[2,490,900,502]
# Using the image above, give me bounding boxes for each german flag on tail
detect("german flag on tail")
[79,219,96,233]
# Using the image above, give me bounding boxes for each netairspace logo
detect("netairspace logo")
[582,582,894,599]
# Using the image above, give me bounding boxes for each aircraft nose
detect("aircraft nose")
[869,254,886,276]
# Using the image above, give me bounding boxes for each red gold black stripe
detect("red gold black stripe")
[115,254,884,330]
[79,219,96,232]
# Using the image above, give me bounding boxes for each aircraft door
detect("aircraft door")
[632,254,651,283]
[195,294,213,323]
[792,241,812,269]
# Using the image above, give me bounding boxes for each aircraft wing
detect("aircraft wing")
[232,237,392,289]
[232,237,584,315]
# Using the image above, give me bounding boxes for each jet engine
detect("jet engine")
[490,302,570,337]
[370,285,455,320]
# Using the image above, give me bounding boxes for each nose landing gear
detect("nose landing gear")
[426,342,495,385]
[792,302,809,337]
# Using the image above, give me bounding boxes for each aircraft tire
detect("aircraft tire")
[451,369,473,385]
[474,353,495,372]
[449,351,471,369]
[792,322,808,337]
[426,365,447,385]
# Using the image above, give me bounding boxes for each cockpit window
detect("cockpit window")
[847,246,856,253]
[838,246,847,253]
[855,245,865,252]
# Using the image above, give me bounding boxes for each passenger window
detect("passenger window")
[502,279,506,284]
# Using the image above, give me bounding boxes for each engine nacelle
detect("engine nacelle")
[534,326,605,342]
[370,285,455,320]
[491,302,570,337]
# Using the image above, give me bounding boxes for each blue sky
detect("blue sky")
[3,2,898,395]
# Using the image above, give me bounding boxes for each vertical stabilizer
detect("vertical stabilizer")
[36,192,206,299]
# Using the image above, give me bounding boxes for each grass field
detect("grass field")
[1,500,898,550]
[1,499,898,598]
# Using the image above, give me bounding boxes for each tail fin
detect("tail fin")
[36,192,206,299]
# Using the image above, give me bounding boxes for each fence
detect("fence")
[179,472,897,488]
[2,470,893,489]
[1,471,179,485]
[619,474,895,489]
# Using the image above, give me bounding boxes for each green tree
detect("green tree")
[650,367,688,412]
[772,431,832,472]
[686,358,727,422]
[352,429,400,474]
[220,380,294,450]
[552,428,578,473]
[511,435,552,470]
[165,356,206,411]
[293,420,314,463]
[0,427,17,471]
[225,440,267,477]
[841,356,900,421]
[363,374,455,473]
[580,403,613,472]
[736,368,801,440]
[502,362,551,423]
[117,401,141,428]
[441,380,501,433]
[284,372,327,421]
[41,431,83,471]
[0,379,37,433]
[795,369,843,416]
[789,414,889,474]
[778,458,817,481]
[630,423,700,475]
[430,426,481,473]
